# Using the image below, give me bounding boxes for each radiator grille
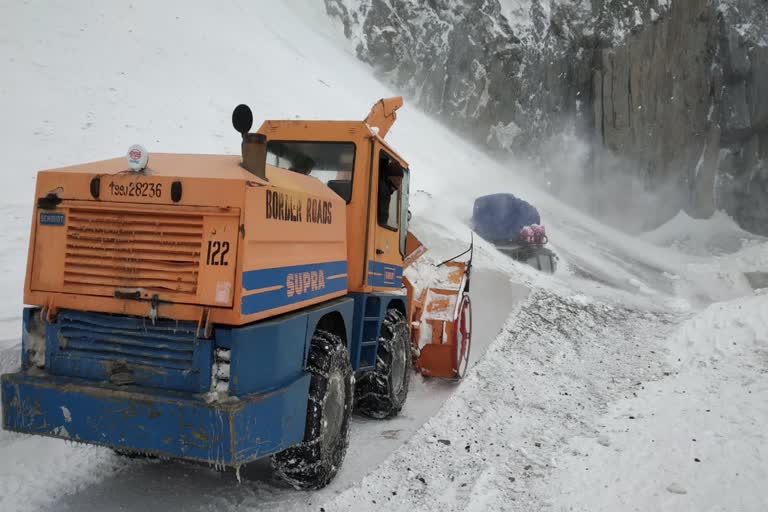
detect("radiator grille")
[64,208,203,295]
[57,310,199,370]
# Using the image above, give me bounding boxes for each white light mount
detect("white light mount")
[127,144,149,171]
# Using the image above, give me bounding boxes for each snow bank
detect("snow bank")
[320,291,681,511]
[552,294,768,511]
[670,293,768,369]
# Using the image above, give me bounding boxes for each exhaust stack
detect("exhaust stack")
[232,104,267,180]
[241,133,267,180]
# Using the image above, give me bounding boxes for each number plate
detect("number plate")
[107,180,163,199]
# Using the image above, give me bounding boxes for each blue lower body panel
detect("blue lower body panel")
[1,371,310,466]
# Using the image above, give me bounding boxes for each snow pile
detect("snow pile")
[320,291,681,511]
[670,293,768,369]
[636,209,766,304]
[642,210,764,256]
[552,294,768,511]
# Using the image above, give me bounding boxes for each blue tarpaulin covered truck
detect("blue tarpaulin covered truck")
[471,193,556,273]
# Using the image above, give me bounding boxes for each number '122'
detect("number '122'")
[206,241,230,266]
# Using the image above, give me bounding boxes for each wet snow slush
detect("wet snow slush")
[1,1,766,511]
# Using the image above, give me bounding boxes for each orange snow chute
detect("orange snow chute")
[405,238,473,380]
[364,96,404,139]
[403,231,427,268]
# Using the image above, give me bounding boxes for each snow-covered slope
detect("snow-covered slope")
[0,1,765,511]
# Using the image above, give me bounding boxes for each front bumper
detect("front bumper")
[1,371,310,466]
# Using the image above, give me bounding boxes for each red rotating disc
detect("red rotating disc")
[452,293,472,379]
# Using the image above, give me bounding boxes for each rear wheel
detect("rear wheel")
[271,330,353,490]
[355,309,412,419]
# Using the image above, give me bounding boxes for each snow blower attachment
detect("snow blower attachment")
[472,193,557,273]
[404,234,473,380]
[0,96,473,490]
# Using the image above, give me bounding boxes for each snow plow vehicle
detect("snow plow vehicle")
[0,98,472,488]
[471,193,557,273]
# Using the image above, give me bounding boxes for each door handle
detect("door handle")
[376,249,385,255]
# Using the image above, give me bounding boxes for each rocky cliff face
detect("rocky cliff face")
[592,0,722,227]
[593,0,768,232]
[715,1,768,235]
[324,0,594,150]
[324,0,768,234]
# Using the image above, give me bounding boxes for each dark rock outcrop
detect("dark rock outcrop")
[591,0,722,227]
[325,0,594,150]
[593,0,768,231]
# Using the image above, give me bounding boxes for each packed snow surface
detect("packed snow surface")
[0,1,766,511]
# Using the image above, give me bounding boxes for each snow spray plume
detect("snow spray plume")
[515,120,695,234]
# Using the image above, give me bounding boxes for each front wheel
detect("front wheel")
[355,309,412,419]
[271,330,353,490]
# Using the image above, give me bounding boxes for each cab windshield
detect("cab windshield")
[266,141,356,202]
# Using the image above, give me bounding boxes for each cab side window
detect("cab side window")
[377,151,402,230]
